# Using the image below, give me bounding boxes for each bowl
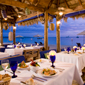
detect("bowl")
[30,65,39,72]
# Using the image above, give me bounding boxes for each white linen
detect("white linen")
[7,45,14,48]
[0,52,9,58]
[5,46,44,55]
[0,59,83,85]
[0,46,5,48]
[56,52,85,73]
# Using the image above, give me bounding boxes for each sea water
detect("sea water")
[3,37,85,46]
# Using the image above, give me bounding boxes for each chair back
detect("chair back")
[76,43,81,47]
[23,49,40,62]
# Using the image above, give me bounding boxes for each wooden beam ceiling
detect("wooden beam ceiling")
[0,0,44,12]
[78,0,82,5]
[47,0,54,10]
[63,0,69,8]
[16,12,43,22]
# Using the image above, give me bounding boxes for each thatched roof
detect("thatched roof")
[0,0,85,25]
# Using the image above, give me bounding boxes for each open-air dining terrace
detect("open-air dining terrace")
[0,0,85,85]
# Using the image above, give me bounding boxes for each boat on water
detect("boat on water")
[37,37,43,39]
[16,35,24,38]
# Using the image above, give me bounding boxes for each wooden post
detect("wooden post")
[13,25,16,44]
[44,11,48,50]
[0,21,3,46]
[56,15,61,52]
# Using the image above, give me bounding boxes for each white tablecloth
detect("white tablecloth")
[56,52,85,73]
[0,46,5,48]
[0,59,83,85]
[0,52,9,58]
[5,46,43,55]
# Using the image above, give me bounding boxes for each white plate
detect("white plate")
[36,59,49,63]
[37,68,60,78]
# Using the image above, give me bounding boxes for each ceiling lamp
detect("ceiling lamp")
[13,26,16,30]
[59,12,63,16]
[4,18,7,20]
[57,21,61,25]
[18,15,21,18]
[58,7,64,16]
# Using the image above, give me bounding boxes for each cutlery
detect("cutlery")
[32,75,47,81]
[31,75,45,82]
[21,81,29,85]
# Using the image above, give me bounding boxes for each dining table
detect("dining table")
[0,52,9,59]
[56,51,85,74]
[0,59,83,85]
[5,46,43,55]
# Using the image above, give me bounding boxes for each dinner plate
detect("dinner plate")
[18,64,30,70]
[37,68,60,78]
[36,59,49,63]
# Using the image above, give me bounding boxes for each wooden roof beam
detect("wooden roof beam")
[16,12,43,22]
[64,0,69,8]
[0,0,44,12]
[78,0,82,5]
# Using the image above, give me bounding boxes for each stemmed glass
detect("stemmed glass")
[67,47,70,54]
[50,55,56,68]
[10,61,18,78]
[74,48,77,52]
[1,59,9,73]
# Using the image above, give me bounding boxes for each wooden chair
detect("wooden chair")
[23,49,40,62]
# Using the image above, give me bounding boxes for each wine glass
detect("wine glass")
[67,47,70,54]
[50,55,56,68]
[10,61,18,78]
[74,48,77,52]
[80,46,81,50]
[1,59,9,73]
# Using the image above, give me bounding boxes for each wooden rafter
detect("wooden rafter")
[16,12,43,22]
[64,0,69,8]
[57,0,59,8]
[47,0,54,10]
[78,0,82,5]
[0,0,44,12]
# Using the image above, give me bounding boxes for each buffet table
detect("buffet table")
[0,59,83,85]
[56,51,85,73]
[5,46,43,55]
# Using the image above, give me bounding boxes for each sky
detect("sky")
[3,17,85,37]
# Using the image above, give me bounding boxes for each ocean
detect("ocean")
[3,37,85,46]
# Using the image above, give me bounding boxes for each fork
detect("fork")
[32,75,47,81]
[31,75,45,82]
[21,81,29,85]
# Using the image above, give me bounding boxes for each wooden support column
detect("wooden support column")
[13,25,16,45]
[44,11,48,50]
[56,15,61,52]
[0,21,3,46]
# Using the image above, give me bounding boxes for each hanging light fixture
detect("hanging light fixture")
[1,9,7,20]
[13,26,16,30]
[59,12,63,16]
[18,15,21,18]
[58,7,64,16]
[57,21,61,25]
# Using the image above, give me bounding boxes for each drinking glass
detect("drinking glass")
[1,59,9,73]
[80,46,81,50]
[50,55,56,68]
[10,61,18,78]
[67,47,70,54]
[74,48,77,52]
